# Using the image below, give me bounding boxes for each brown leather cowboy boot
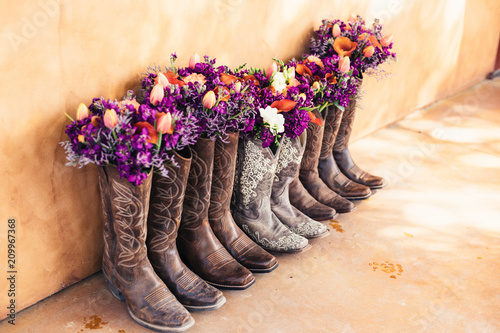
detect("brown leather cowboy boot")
[298,109,355,213]
[333,94,386,189]
[318,105,372,200]
[209,132,279,273]
[232,137,310,253]
[147,147,226,311]
[178,138,255,289]
[289,176,338,221]
[271,133,329,238]
[98,165,194,332]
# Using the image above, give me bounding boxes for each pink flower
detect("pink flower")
[332,24,341,37]
[157,112,173,134]
[266,62,278,80]
[189,53,200,69]
[203,91,216,109]
[380,34,393,47]
[348,13,356,24]
[150,84,164,106]
[155,72,169,88]
[76,103,89,120]
[339,57,350,73]
[234,81,242,93]
[103,109,118,129]
[183,73,206,85]
[363,46,375,57]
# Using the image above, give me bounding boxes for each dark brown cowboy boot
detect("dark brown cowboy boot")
[298,109,355,213]
[333,92,386,189]
[318,105,372,200]
[289,176,338,221]
[147,147,226,311]
[178,138,255,289]
[209,132,279,273]
[271,133,329,238]
[232,137,310,253]
[98,165,194,332]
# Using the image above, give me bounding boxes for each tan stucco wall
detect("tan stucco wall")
[1,0,499,318]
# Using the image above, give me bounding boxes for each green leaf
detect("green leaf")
[333,100,345,112]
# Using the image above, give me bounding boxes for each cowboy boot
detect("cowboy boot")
[147,147,226,311]
[98,165,194,332]
[271,133,329,238]
[288,176,338,221]
[178,138,255,290]
[333,93,386,189]
[318,105,372,200]
[298,109,355,213]
[209,132,279,273]
[232,137,310,253]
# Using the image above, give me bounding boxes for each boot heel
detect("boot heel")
[103,271,125,301]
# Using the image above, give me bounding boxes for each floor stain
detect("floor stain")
[369,262,404,279]
[82,315,108,330]
[404,232,413,237]
[329,220,345,233]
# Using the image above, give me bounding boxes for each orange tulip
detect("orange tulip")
[78,135,85,142]
[332,24,341,37]
[368,35,382,50]
[270,99,297,112]
[363,46,375,57]
[339,57,350,73]
[134,122,158,144]
[103,109,118,129]
[348,13,356,24]
[76,103,89,120]
[189,53,200,69]
[243,75,260,85]
[380,34,393,47]
[203,91,216,109]
[307,55,325,69]
[155,72,169,88]
[333,37,357,57]
[150,84,164,106]
[288,77,300,87]
[266,62,278,80]
[157,112,173,134]
[358,33,367,41]
[312,81,321,90]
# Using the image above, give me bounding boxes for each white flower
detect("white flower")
[271,72,287,93]
[259,106,285,135]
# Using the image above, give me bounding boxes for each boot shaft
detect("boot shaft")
[182,138,215,227]
[320,105,344,159]
[148,148,192,254]
[209,132,239,221]
[300,108,328,173]
[333,99,356,152]
[233,137,282,216]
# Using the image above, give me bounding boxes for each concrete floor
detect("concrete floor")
[3,77,500,332]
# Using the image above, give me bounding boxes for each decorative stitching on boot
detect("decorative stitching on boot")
[287,221,326,238]
[144,287,175,310]
[239,140,272,208]
[207,248,234,268]
[231,236,256,254]
[241,224,306,252]
[177,271,199,291]
[275,136,299,181]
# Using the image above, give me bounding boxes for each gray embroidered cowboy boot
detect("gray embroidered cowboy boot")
[232,137,309,253]
[271,133,329,238]
[98,165,194,332]
[147,147,226,311]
